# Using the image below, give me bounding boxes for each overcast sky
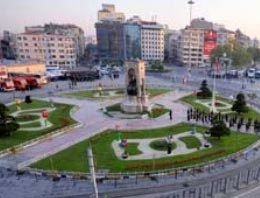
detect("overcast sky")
[0,0,260,39]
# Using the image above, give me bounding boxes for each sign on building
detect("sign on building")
[204,31,218,56]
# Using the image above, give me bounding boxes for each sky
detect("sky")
[0,0,260,39]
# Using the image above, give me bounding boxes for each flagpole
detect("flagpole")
[211,58,218,113]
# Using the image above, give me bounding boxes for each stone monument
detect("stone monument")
[121,60,149,113]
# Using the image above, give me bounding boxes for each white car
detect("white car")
[247,68,256,78]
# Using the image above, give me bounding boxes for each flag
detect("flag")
[214,58,220,72]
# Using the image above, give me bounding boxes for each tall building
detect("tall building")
[15,32,77,69]
[177,28,205,66]
[25,23,85,60]
[95,21,141,61]
[140,21,164,61]
[98,4,125,22]
[96,5,163,62]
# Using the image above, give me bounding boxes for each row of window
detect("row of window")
[19,54,75,59]
[18,42,74,48]
[17,36,72,42]
[48,61,75,65]
[19,49,74,54]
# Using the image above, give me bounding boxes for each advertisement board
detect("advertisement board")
[204,31,218,56]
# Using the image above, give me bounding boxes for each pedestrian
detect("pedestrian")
[169,110,172,120]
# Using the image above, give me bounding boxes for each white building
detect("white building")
[98,4,125,22]
[15,32,77,69]
[177,28,204,66]
[141,21,164,61]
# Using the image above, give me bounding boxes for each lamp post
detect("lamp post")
[188,0,195,72]
[223,52,227,79]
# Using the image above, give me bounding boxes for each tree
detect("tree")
[210,119,230,139]
[247,47,260,64]
[210,44,252,68]
[232,93,249,114]
[197,80,212,99]
[0,103,19,137]
[151,60,165,72]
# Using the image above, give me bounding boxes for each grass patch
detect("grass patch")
[106,103,121,112]
[179,136,202,149]
[126,143,142,156]
[147,88,170,97]
[149,139,176,151]
[149,107,170,118]
[180,94,260,120]
[0,100,76,151]
[31,123,259,173]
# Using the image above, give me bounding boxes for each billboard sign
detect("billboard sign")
[204,31,218,56]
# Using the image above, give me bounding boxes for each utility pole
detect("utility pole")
[188,0,195,72]
[88,145,99,198]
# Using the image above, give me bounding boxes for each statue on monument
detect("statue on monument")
[127,68,137,96]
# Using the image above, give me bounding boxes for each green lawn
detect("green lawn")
[180,94,260,120]
[147,88,171,97]
[149,139,177,151]
[31,123,259,173]
[64,88,170,100]
[0,100,76,151]
[179,136,202,149]
[126,143,142,156]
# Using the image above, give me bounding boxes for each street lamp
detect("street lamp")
[223,52,227,78]
[188,0,195,72]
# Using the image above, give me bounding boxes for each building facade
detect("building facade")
[96,21,141,61]
[15,32,77,69]
[98,4,125,22]
[141,21,164,61]
[25,24,85,60]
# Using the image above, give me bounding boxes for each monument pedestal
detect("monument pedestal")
[121,95,149,113]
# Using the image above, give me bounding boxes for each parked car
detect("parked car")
[255,70,260,79]
[247,68,256,78]
[226,70,238,79]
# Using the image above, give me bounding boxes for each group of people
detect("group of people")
[187,108,260,133]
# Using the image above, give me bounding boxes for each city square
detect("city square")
[1,0,260,198]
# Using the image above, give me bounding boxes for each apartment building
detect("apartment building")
[25,23,85,59]
[141,21,164,61]
[16,32,76,69]
[177,28,204,66]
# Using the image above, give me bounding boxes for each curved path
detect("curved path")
[0,90,188,169]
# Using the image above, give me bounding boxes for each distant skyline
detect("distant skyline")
[0,0,260,39]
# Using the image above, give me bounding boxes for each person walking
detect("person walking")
[169,110,172,120]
